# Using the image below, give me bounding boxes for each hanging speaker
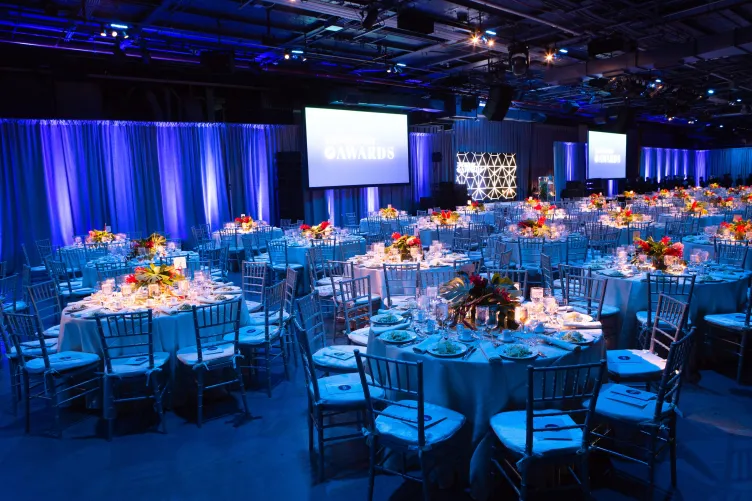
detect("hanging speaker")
[482,85,514,121]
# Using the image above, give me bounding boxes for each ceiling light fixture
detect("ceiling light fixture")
[545,51,554,62]
[111,30,118,37]
[485,29,497,36]
[488,39,494,47]
[508,43,529,77]
[559,48,568,54]
[655,78,662,83]
[707,89,715,95]
[737,98,742,102]
[284,49,291,60]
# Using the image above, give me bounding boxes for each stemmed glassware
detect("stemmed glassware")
[485,306,498,340]
[476,306,488,340]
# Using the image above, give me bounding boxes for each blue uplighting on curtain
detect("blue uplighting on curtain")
[640,147,696,183]
[0,119,297,271]
[704,147,752,180]
[553,141,586,198]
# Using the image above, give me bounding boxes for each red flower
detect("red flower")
[550,205,557,210]
[406,236,421,247]
[537,216,546,226]
[624,210,632,217]
[319,221,330,230]
[125,274,137,284]
[432,211,440,216]
[660,236,671,245]
[472,201,479,207]
[534,204,542,211]
[235,217,241,223]
[391,232,401,240]
[469,274,486,288]
[720,221,731,229]
[144,240,154,248]
[300,224,311,231]
[441,210,452,219]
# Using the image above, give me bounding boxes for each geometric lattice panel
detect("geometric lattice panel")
[455,152,517,201]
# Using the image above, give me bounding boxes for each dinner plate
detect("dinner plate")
[554,331,595,345]
[561,312,594,323]
[371,313,404,326]
[497,344,538,360]
[380,330,417,344]
[427,342,468,358]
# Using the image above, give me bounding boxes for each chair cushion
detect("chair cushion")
[43,325,60,338]
[271,263,304,271]
[60,288,97,297]
[245,300,263,313]
[704,312,752,331]
[224,325,281,345]
[3,300,29,312]
[315,285,335,298]
[490,409,583,458]
[312,345,365,372]
[106,352,170,377]
[347,327,369,347]
[10,338,59,357]
[587,383,675,423]
[354,294,380,306]
[317,277,344,287]
[606,349,665,380]
[376,400,465,446]
[570,302,619,318]
[25,351,100,374]
[247,310,292,326]
[176,343,236,366]
[309,373,384,407]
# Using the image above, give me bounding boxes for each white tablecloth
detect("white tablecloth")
[598,271,750,348]
[682,236,752,270]
[366,329,603,500]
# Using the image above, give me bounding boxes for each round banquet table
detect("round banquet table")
[366,328,604,501]
[285,237,366,290]
[499,236,567,264]
[682,236,752,270]
[58,299,252,400]
[596,270,751,348]
[352,263,454,300]
[81,251,199,289]
[212,227,284,248]
[359,217,401,234]
[657,213,739,229]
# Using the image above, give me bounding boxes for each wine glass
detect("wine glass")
[531,287,544,304]
[486,307,498,339]
[476,306,489,339]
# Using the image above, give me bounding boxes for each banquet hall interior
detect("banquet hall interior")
[2,1,752,500]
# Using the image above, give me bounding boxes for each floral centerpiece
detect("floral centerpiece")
[431,210,460,225]
[710,183,720,189]
[234,215,255,231]
[643,194,659,206]
[741,193,752,204]
[127,233,167,260]
[389,232,421,261]
[439,272,521,330]
[533,202,557,217]
[685,199,708,215]
[623,190,636,199]
[719,220,752,241]
[633,236,684,271]
[659,189,671,198]
[517,216,550,237]
[88,228,115,243]
[673,188,691,200]
[710,196,735,209]
[525,197,540,206]
[467,200,485,213]
[125,263,184,292]
[300,221,332,239]
[588,193,607,210]
[702,189,715,198]
[611,209,639,226]
[379,206,398,219]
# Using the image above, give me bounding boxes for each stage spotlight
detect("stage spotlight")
[100,25,107,37]
[363,6,379,30]
[737,98,742,102]
[284,49,291,60]
[720,124,724,128]
[488,39,494,47]
[485,30,497,36]
[386,64,392,73]
[559,48,568,54]
[707,89,715,95]
[471,34,480,44]
[655,78,662,83]
[508,43,529,77]
[111,30,118,37]
[544,51,554,62]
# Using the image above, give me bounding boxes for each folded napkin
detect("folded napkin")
[563,321,602,329]
[377,308,410,316]
[598,269,627,277]
[154,305,179,316]
[320,346,355,361]
[412,334,441,354]
[371,320,411,336]
[542,336,581,352]
[70,307,102,319]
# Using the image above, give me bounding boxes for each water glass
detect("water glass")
[476,306,489,331]
[530,287,544,304]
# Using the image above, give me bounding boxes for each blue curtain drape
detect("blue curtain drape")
[0,119,297,271]
[705,147,752,180]
[553,141,587,198]
[639,147,697,183]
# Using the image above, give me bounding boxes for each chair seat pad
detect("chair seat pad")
[247,310,292,325]
[43,325,60,338]
[347,327,369,346]
[490,409,583,458]
[310,373,384,407]
[570,302,619,317]
[315,285,335,298]
[635,310,676,328]
[245,300,263,313]
[176,343,236,366]
[704,312,752,331]
[107,352,170,377]
[312,345,365,372]
[317,277,344,287]
[61,288,97,297]
[29,265,47,273]
[606,349,665,379]
[270,263,304,271]
[376,400,465,446]
[587,383,675,423]
[224,325,281,345]
[3,300,29,312]
[10,339,59,357]
[26,351,100,373]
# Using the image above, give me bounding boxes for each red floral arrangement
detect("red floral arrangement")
[235,216,253,225]
[517,216,549,236]
[633,236,684,270]
[300,221,331,239]
[390,232,421,260]
[719,220,752,241]
[431,210,460,225]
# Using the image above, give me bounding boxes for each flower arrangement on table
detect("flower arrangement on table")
[611,209,639,226]
[702,189,716,198]
[718,220,752,241]
[517,216,550,237]
[127,233,167,260]
[643,195,659,206]
[234,215,255,231]
[623,190,636,199]
[742,193,752,204]
[431,210,461,225]
[525,197,540,207]
[300,221,332,239]
[710,183,720,189]
[87,228,116,243]
[588,193,607,210]
[710,196,735,209]
[673,188,691,200]
[467,200,485,213]
[533,202,557,217]
[388,232,421,261]
[633,236,684,271]
[379,206,398,219]
[685,200,708,215]
[439,272,521,330]
[125,263,185,292]
[659,189,671,198]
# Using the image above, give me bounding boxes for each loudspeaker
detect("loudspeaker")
[482,85,514,121]
[461,95,479,112]
[613,107,634,133]
[276,152,304,223]
[432,152,442,163]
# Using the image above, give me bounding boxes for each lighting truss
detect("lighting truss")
[455,152,517,200]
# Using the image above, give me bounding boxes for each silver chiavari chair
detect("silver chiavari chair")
[635,274,695,348]
[94,261,133,286]
[490,360,606,500]
[339,276,374,347]
[715,240,749,268]
[417,268,456,296]
[0,274,27,313]
[485,268,529,301]
[241,261,266,313]
[45,258,96,300]
[94,310,169,440]
[704,279,752,383]
[26,280,64,339]
[383,263,420,309]
[562,274,609,321]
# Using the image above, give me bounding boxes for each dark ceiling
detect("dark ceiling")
[2,0,752,131]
